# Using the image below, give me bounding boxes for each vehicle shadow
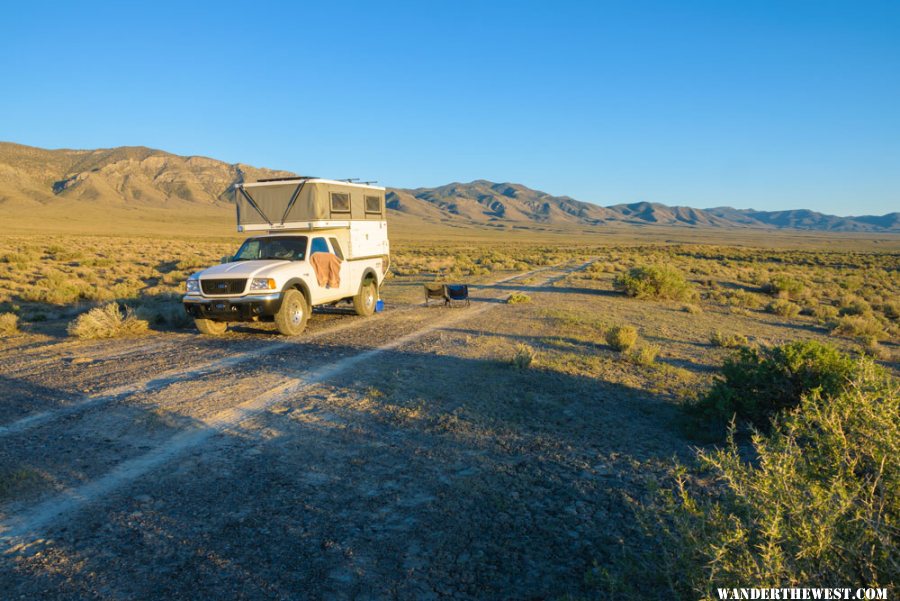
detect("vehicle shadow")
[7,292,194,340]
[470,282,621,297]
[439,326,606,353]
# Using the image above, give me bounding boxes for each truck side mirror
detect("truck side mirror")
[221,256,232,264]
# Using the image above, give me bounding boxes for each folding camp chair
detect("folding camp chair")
[424,283,446,306]
[444,284,470,307]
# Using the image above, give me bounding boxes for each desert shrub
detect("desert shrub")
[882,301,900,320]
[830,315,887,341]
[838,274,866,292]
[726,289,764,309]
[0,313,19,336]
[839,295,872,316]
[810,303,840,323]
[21,271,87,305]
[765,298,800,317]
[613,265,696,302]
[606,325,639,352]
[692,340,865,431]
[67,303,149,339]
[506,292,531,304]
[709,331,748,348]
[511,344,536,369]
[630,344,659,366]
[707,288,764,309]
[660,364,898,596]
[681,304,702,314]
[1,250,39,269]
[859,337,891,361]
[762,275,805,299]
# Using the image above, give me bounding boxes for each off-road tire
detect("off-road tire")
[275,289,309,336]
[194,318,228,336]
[353,280,377,317]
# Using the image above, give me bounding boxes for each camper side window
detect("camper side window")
[330,192,350,213]
[365,195,382,213]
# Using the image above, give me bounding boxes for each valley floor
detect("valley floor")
[0,243,897,599]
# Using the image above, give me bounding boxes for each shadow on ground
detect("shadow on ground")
[0,332,692,600]
[471,282,621,297]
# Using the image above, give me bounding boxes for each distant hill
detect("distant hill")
[703,207,900,232]
[390,183,899,232]
[391,180,617,225]
[1,142,897,233]
[0,142,293,208]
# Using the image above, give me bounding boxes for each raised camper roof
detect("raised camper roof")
[234,178,386,232]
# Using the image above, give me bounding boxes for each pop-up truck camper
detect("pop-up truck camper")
[183,177,389,335]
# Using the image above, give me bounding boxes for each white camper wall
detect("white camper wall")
[348,221,389,259]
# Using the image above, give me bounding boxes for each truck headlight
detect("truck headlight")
[249,278,276,291]
[185,279,200,294]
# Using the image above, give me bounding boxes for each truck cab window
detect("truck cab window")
[233,236,308,261]
[234,239,260,260]
[328,237,344,260]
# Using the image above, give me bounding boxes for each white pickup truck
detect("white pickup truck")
[183,178,389,336]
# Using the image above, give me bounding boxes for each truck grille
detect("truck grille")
[201,279,248,295]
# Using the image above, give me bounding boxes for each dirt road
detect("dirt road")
[0,260,682,599]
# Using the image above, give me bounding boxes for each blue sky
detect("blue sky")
[1,1,898,215]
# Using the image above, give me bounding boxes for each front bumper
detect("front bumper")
[183,292,282,322]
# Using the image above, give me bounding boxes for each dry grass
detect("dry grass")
[0,312,19,336]
[831,315,888,341]
[511,344,536,369]
[506,292,531,304]
[67,303,150,339]
[630,344,660,365]
[0,468,38,500]
[710,331,749,348]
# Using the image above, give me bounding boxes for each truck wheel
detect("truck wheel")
[194,318,227,336]
[353,280,377,317]
[275,289,309,336]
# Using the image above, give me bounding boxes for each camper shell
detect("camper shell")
[235,177,387,231]
[183,178,389,336]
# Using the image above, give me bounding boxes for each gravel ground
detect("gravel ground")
[0,261,687,599]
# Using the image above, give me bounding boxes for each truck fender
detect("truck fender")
[281,278,311,306]
[359,268,378,291]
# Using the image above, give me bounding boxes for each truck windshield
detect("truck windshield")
[233,236,308,261]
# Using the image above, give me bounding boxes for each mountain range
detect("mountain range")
[1,142,897,233]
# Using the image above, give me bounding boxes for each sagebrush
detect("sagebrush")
[659,362,898,597]
[606,325,639,352]
[690,340,867,433]
[613,265,696,302]
[67,303,149,339]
